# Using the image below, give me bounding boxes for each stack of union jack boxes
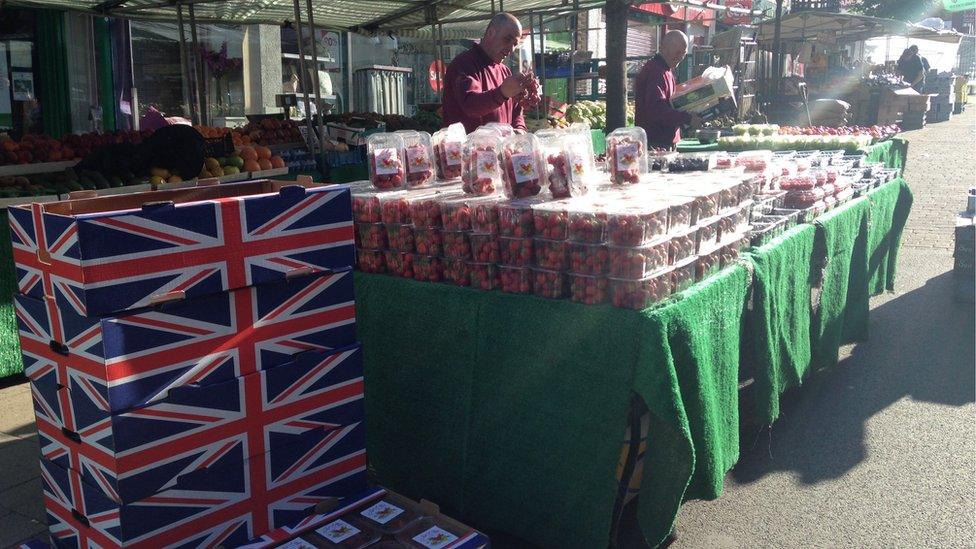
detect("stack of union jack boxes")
[9,179,368,548]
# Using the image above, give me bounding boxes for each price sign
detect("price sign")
[429,60,447,92]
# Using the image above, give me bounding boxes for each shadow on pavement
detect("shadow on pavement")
[732,269,974,487]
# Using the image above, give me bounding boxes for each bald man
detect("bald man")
[636,30,702,149]
[442,13,528,133]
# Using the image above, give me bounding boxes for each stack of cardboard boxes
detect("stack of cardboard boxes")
[10,179,367,548]
[924,72,955,124]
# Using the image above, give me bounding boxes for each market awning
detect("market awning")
[756,11,963,45]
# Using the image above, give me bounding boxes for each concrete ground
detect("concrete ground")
[0,111,972,548]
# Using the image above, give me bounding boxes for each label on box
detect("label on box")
[615,143,638,170]
[316,519,361,543]
[406,146,432,173]
[445,142,463,166]
[412,526,459,548]
[374,148,401,175]
[476,150,498,178]
[510,153,538,183]
[278,539,317,549]
[360,500,405,524]
[568,147,587,178]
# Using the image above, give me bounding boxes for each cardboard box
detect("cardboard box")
[32,343,364,504]
[242,487,490,549]
[326,122,385,147]
[8,179,354,317]
[41,424,368,548]
[20,269,357,416]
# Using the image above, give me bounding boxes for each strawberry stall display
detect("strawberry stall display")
[667,153,713,173]
[443,230,473,259]
[470,233,501,263]
[356,222,388,250]
[444,257,471,286]
[569,273,609,305]
[606,127,647,185]
[500,133,547,199]
[538,129,592,199]
[609,240,669,279]
[532,201,570,240]
[357,249,386,273]
[567,203,609,244]
[432,124,465,181]
[414,227,444,256]
[672,257,697,293]
[398,130,437,188]
[469,262,501,290]
[569,242,610,276]
[609,271,671,310]
[733,150,773,172]
[606,203,668,246]
[481,122,516,139]
[532,268,567,299]
[368,133,407,190]
[534,238,569,270]
[499,236,534,267]
[440,195,474,231]
[387,223,416,252]
[410,188,463,228]
[462,129,503,196]
[412,254,443,282]
[500,265,533,294]
[498,199,540,237]
[471,196,503,234]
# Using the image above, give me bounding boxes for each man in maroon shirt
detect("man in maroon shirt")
[636,30,701,149]
[442,13,529,133]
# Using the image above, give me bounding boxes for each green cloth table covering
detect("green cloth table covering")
[745,224,817,424]
[676,138,908,172]
[0,210,22,379]
[356,265,749,549]
[812,197,871,368]
[866,179,914,295]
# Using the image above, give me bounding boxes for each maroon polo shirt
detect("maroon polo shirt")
[636,54,692,147]
[442,44,526,134]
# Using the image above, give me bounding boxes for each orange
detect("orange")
[239,146,257,161]
[270,156,285,169]
[243,160,261,172]
[255,146,272,160]
[258,158,272,171]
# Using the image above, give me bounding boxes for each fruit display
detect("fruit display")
[440,196,473,231]
[469,262,501,290]
[413,255,444,282]
[444,257,471,286]
[672,258,697,293]
[732,123,779,136]
[470,233,501,263]
[568,208,608,244]
[532,268,567,299]
[569,242,610,276]
[607,204,668,247]
[533,238,569,270]
[414,227,444,256]
[607,127,647,185]
[498,200,537,237]
[499,237,534,267]
[385,250,414,278]
[569,273,609,305]
[669,227,699,264]
[609,241,669,279]
[461,129,502,196]
[500,133,546,199]
[667,153,712,173]
[532,202,569,240]
[432,123,464,180]
[471,197,502,234]
[355,222,388,250]
[356,249,386,273]
[537,129,592,199]
[367,133,406,190]
[397,130,436,188]
[610,272,671,310]
[500,265,533,294]
[387,223,415,252]
[443,230,472,259]
[564,100,634,129]
[380,192,413,225]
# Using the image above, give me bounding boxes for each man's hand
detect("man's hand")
[500,75,527,99]
[689,114,703,128]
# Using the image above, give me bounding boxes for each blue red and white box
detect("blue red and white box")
[36,347,364,507]
[8,180,354,317]
[41,422,368,549]
[19,269,356,423]
[242,487,490,549]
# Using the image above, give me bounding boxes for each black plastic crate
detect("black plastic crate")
[203,134,235,158]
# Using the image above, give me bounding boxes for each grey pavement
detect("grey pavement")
[0,112,972,548]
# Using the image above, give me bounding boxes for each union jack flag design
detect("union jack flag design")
[8,182,355,317]
[20,268,356,427]
[41,422,367,548]
[35,345,365,506]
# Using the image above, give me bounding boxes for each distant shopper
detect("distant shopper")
[441,12,530,133]
[635,30,702,150]
[897,45,929,92]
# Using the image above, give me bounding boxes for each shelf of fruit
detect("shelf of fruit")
[564,101,635,130]
[718,124,900,153]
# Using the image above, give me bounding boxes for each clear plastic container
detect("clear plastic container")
[671,257,697,293]
[470,233,501,263]
[569,273,609,305]
[532,201,570,240]
[721,235,746,267]
[356,249,386,273]
[355,222,388,250]
[733,150,773,172]
[471,196,503,234]
[696,247,722,281]
[311,516,381,548]
[669,226,699,264]
[607,127,647,185]
[412,255,444,283]
[696,216,721,250]
[609,270,671,310]
[498,199,538,237]
[666,196,695,232]
[461,129,502,196]
[783,187,826,209]
[569,242,610,275]
[397,130,437,188]
[443,257,470,286]
[649,150,678,171]
[409,190,459,229]
[380,192,415,225]
[414,227,443,256]
[711,152,735,170]
[719,203,752,239]
[367,133,407,190]
[609,239,669,279]
[567,206,609,244]
[500,265,533,294]
[674,186,723,222]
[606,203,668,246]
[500,133,547,199]
[532,268,567,299]
[469,262,500,290]
[734,177,757,205]
[538,129,592,199]
[534,237,569,270]
[499,237,534,267]
[384,250,414,278]
[386,223,415,253]
[352,188,394,223]
[667,153,713,173]
[432,123,465,180]
[481,122,515,139]
[440,195,473,231]
[442,230,472,259]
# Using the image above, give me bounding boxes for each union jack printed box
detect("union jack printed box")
[34,344,365,505]
[8,179,355,317]
[19,268,356,422]
[41,420,368,548]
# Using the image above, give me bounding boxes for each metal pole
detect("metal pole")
[529,18,538,118]
[604,0,628,131]
[538,15,546,115]
[569,12,577,103]
[188,3,205,126]
[305,0,329,178]
[438,23,447,102]
[292,0,317,172]
[771,0,784,107]
[176,3,195,123]
[345,32,354,112]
